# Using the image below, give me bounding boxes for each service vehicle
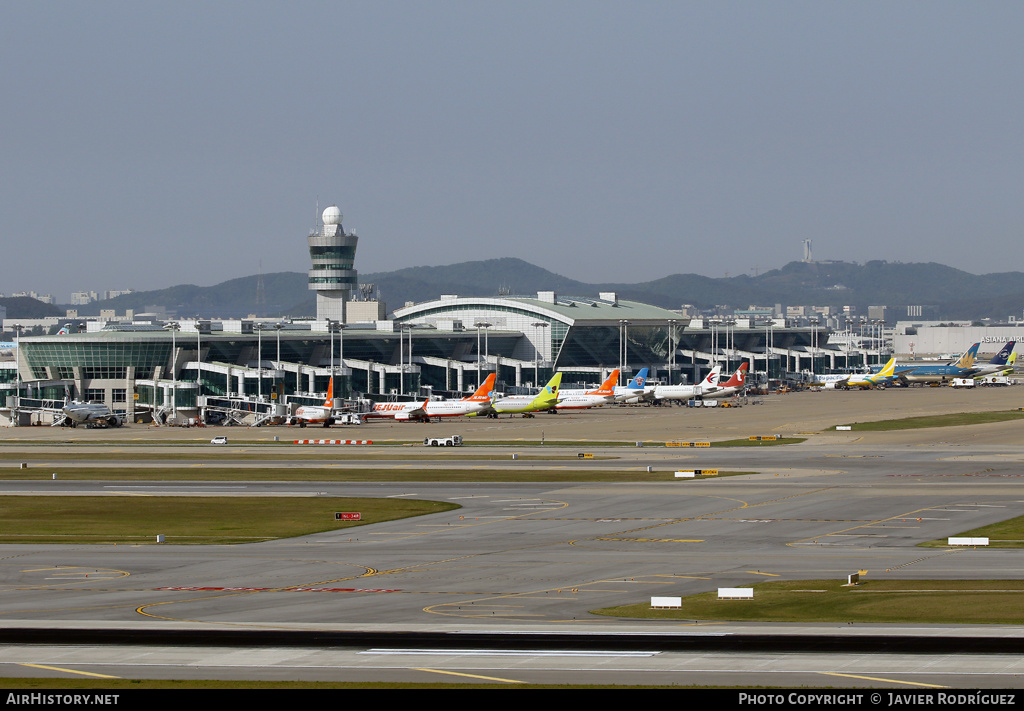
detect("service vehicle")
[424,435,462,447]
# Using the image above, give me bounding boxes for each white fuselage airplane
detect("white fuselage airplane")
[553,370,618,410]
[62,402,122,428]
[486,373,563,415]
[612,368,652,403]
[703,362,748,398]
[652,366,721,402]
[367,374,497,422]
[807,372,854,388]
[291,379,340,427]
[845,357,898,388]
[965,342,1016,379]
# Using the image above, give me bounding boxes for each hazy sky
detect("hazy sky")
[3,2,1023,301]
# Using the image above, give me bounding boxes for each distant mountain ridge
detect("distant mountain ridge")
[11,258,1023,321]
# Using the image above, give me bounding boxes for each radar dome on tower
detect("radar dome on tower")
[322,205,343,225]
[308,202,358,322]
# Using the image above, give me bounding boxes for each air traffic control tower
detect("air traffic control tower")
[308,205,358,322]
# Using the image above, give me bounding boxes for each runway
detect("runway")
[2,389,1024,686]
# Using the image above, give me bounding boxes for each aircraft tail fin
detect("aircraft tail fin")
[1001,351,1018,374]
[590,369,620,395]
[466,373,497,401]
[989,342,1016,366]
[953,343,980,369]
[627,368,649,390]
[324,379,334,408]
[721,362,748,388]
[532,372,563,407]
[878,356,896,378]
[701,366,722,388]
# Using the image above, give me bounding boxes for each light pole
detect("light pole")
[326,320,336,397]
[163,322,180,421]
[709,319,720,370]
[871,319,880,365]
[810,318,819,377]
[667,319,677,385]
[254,323,266,401]
[336,322,346,399]
[195,321,202,397]
[402,325,413,396]
[618,319,626,381]
[11,324,22,425]
[274,322,285,397]
[474,321,492,389]
[532,321,548,386]
[619,319,630,384]
[726,319,736,371]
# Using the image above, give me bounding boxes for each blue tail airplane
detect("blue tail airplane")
[967,342,1016,379]
[613,368,650,403]
[895,343,980,384]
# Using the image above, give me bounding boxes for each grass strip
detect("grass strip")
[705,437,804,447]
[594,579,1024,623]
[921,513,1024,548]
[836,410,1024,432]
[0,496,458,545]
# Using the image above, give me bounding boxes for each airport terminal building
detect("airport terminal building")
[6,296,857,426]
[7,290,687,424]
[2,205,862,426]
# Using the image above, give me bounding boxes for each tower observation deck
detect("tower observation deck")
[308,205,358,321]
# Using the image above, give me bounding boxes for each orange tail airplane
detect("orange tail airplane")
[368,373,498,421]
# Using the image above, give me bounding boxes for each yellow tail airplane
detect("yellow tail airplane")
[482,372,563,416]
[845,356,897,388]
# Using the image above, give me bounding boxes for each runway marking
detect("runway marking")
[746,571,779,576]
[106,486,248,489]
[156,586,399,593]
[819,671,946,688]
[828,534,888,537]
[17,663,119,679]
[411,668,525,683]
[788,505,957,547]
[376,649,658,657]
[886,554,952,572]
[598,538,704,543]
[24,566,130,582]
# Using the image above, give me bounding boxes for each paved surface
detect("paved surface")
[1,386,1024,686]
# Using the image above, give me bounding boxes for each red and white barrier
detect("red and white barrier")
[293,439,373,445]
